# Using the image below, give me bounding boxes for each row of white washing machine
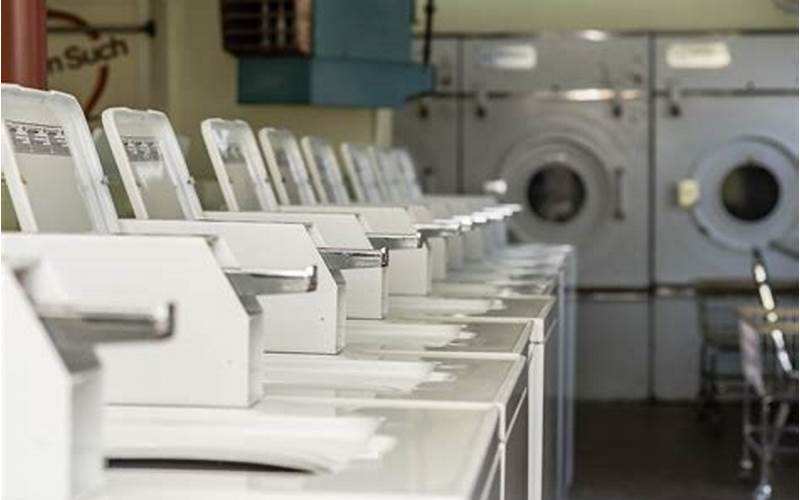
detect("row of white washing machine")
[394,31,798,400]
[2,83,576,499]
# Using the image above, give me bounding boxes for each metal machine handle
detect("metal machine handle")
[477,210,505,222]
[474,89,488,118]
[319,247,388,270]
[368,233,423,250]
[485,204,519,218]
[611,88,623,118]
[446,216,475,232]
[613,167,626,220]
[470,213,489,225]
[225,266,318,296]
[36,302,175,343]
[499,203,523,215]
[415,222,462,240]
[667,80,682,117]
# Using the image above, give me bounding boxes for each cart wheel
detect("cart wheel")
[708,411,723,436]
[738,459,753,480]
[696,404,708,422]
[753,483,772,500]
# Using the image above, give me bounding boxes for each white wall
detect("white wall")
[416,0,797,32]
[151,0,391,185]
[34,0,393,212]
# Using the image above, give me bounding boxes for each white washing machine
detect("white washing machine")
[653,32,799,284]
[653,33,799,400]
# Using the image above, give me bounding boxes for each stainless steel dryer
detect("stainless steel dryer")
[652,33,799,400]
[653,33,798,284]
[393,37,461,194]
[461,35,650,289]
[394,35,653,403]
[456,37,653,409]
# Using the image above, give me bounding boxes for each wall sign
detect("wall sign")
[46,3,153,123]
[666,42,732,69]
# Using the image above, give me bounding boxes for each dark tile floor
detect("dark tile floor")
[570,402,798,500]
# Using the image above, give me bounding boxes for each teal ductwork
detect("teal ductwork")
[238,57,432,107]
[226,0,433,107]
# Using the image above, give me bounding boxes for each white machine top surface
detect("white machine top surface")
[262,352,525,418]
[105,403,499,500]
[388,295,556,342]
[105,402,382,474]
[432,277,558,297]
[344,318,530,357]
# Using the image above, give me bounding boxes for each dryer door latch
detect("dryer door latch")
[611,87,623,118]
[676,178,700,208]
[613,167,626,220]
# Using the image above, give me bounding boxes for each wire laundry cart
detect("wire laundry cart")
[696,281,759,427]
[695,280,796,429]
[738,251,798,500]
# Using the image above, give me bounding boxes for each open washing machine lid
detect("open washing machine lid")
[681,135,798,252]
[301,135,353,205]
[258,127,319,206]
[340,142,388,204]
[201,118,280,212]
[1,84,120,233]
[101,107,205,221]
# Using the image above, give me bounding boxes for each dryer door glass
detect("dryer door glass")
[527,164,586,223]
[691,137,798,251]
[720,162,780,222]
[499,136,615,245]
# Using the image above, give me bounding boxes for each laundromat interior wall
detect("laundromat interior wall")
[37,0,393,213]
[150,0,394,209]
[6,0,796,401]
[4,0,791,225]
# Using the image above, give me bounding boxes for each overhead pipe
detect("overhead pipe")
[421,0,436,66]
[2,0,48,89]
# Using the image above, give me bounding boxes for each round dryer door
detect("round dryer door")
[683,136,798,251]
[500,133,623,244]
